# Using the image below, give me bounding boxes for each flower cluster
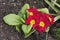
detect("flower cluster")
[25,8,54,32]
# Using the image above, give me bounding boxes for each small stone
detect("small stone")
[3,3,6,5]
[34,1,36,3]
[9,0,15,2]
[11,3,16,6]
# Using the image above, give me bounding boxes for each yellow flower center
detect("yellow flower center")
[29,12,33,16]
[39,21,45,27]
[30,20,35,25]
[48,17,52,22]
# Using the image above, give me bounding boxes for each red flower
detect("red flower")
[43,13,54,24]
[32,15,51,32]
[25,16,36,25]
[25,8,54,32]
[27,8,42,16]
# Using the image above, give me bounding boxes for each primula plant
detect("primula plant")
[3,0,60,40]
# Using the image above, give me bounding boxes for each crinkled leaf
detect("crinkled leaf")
[25,29,35,38]
[54,15,60,22]
[18,4,30,20]
[22,24,32,34]
[38,8,49,13]
[15,25,20,32]
[3,14,22,25]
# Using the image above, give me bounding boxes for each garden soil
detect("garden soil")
[0,0,55,40]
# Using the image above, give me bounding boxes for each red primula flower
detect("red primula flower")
[25,16,36,25]
[43,13,54,24]
[27,8,42,16]
[25,8,54,32]
[32,15,51,32]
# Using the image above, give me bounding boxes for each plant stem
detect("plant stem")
[55,2,60,7]
[51,0,57,6]
[51,0,60,7]
[19,17,25,23]
[51,14,58,16]
[46,32,48,40]
[45,0,60,14]
[15,25,20,32]
[25,29,36,38]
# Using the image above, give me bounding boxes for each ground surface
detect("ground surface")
[0,0,55,40]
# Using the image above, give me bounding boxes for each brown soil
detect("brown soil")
[0,0,55,40]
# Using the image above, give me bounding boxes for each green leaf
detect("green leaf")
[22,24,32,34]
[55,2,60,8]
[25,29,35,38]
[38,8,49,13]
[18,4,30,20]
[45,0,60,14]
[3,14,22,25]
[15,25,20,32]
[54,15,60,22]
[46,27,50,32]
